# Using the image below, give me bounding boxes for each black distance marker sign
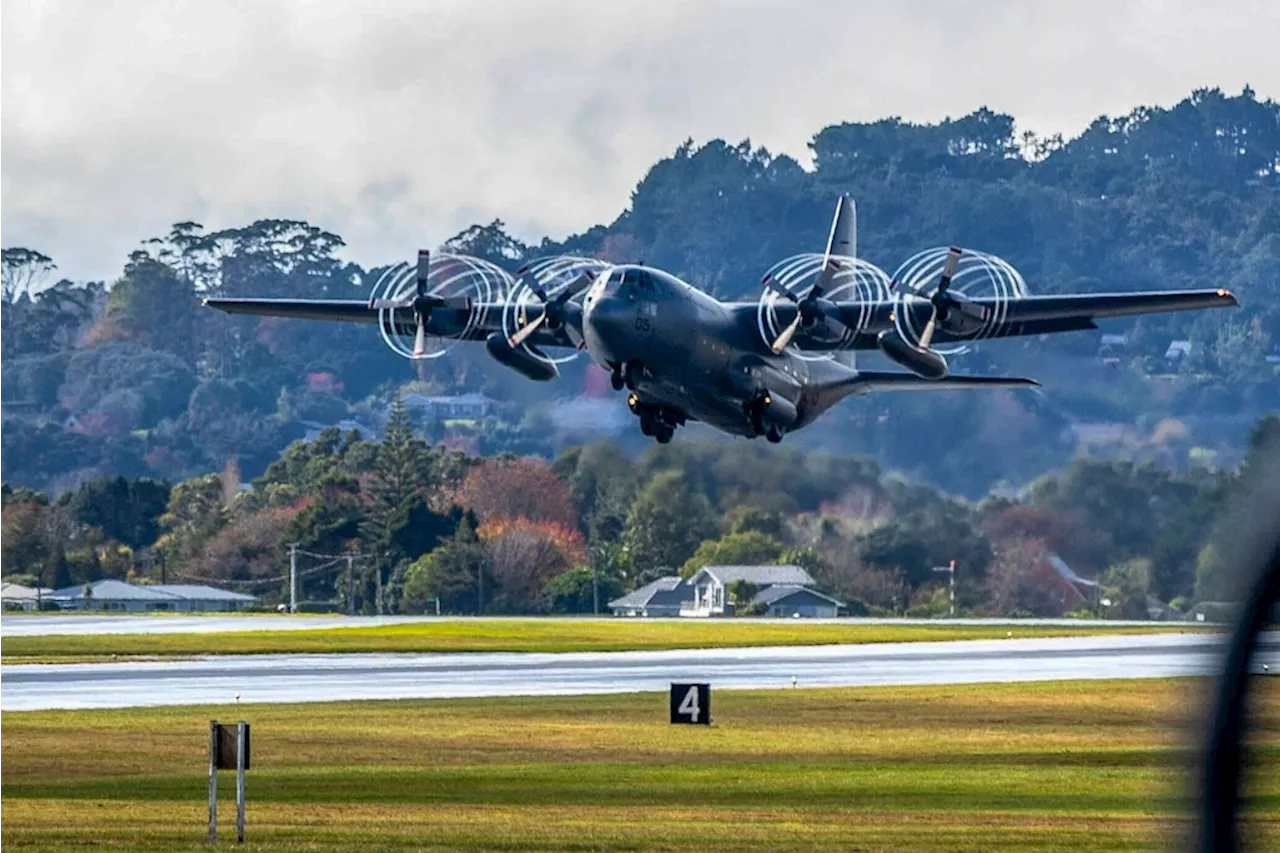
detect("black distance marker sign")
[670,683,711,725]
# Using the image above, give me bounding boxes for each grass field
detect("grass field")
[3,679,1277,851]
[0,619,1208,662]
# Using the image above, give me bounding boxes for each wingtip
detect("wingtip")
[1216,288,1239,306]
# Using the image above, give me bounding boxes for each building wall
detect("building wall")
[767,603,838,618]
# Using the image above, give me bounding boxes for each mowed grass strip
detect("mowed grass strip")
[0,618,1208,660]
[3,679,1277,851]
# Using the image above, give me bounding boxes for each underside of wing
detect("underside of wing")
[848,371,1040,393]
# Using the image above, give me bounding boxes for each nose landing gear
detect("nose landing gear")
[610,361,642,392]
[628,393,684,444]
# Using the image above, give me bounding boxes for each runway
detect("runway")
[4,632,1276,711]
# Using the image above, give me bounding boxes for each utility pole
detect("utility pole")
[287,543,299,613]
[346,554,356,616]
[592,563,599,616]
[477,561,483,615]
[932,559,957,617]
[375,565,383,616]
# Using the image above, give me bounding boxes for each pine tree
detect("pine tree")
[363,394,432,605]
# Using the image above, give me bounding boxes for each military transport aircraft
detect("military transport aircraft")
[205,195,1237,444]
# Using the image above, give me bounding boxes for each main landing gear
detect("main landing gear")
[627,393,684,444]
[746,392,788,443]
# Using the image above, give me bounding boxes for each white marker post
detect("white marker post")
[235,722,247,844]
[932,560,957,617]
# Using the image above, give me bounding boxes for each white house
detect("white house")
[682,565,824,617]
[608,577,692,617]
[402,392,493,420]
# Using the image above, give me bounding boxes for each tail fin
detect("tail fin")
[825,194,857,260]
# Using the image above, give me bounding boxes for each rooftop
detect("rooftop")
[692,565,817,587]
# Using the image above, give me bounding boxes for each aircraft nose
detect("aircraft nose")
[584,294,632,361]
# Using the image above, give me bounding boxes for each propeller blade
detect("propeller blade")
[761,274,799,303]
[553,271,595,304]
[919,305,939,349]
[416,250,430,299]
[771,311,803,354]
[508,311,547,347]
[937,246,962,294]
[412,313,428,356]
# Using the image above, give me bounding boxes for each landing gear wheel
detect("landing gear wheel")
[655,424,674,444]
[639,411,655,436]
[610,366,625,391]
[766,423,785,443]
[622,361,641,391]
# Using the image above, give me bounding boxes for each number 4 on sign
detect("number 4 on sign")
[679,685,700,722]
[670,683,711,725]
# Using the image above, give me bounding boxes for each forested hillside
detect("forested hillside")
[3,86,1278,499]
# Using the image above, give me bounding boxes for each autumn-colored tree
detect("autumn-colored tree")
[983,537,1085,618]
[458,457,578,529]
[981,504,1111,574]
[477,516,587,613]
[186,504,303,583]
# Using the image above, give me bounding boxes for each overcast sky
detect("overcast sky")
[3,0,1277,283]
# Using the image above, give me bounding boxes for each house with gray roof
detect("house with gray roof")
[48,579,257,612]
[608,576,692,617]
[1,582,54,611]
[682,565,824,617]
[749,584,844,618]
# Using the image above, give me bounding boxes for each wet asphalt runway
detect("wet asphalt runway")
[4,632,1276,712]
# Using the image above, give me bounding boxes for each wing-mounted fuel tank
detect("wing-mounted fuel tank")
[485,332,559,381]
[876,328,948,380]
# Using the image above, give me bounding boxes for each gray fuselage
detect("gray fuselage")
[579,265,859,437]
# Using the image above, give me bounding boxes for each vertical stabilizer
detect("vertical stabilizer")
[825,194,857,260]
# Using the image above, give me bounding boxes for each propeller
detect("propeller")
[508,267,595,348]
[368,250,449,356]
[915,246,961,349]
[764,259,844,353]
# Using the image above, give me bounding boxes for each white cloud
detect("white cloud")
[2,0,1276,282]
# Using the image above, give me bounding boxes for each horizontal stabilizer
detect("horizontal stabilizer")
[851,371,1039,393]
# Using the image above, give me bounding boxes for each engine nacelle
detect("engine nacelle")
[877,328,949,380]
[485,333,559,382]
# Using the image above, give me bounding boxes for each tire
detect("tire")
[639,411,655,436]
[610,370,624,391]
[766,423,785,443]
[655,426,674,444]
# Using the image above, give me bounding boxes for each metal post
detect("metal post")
[932,560,957,618]
[477,561,483,615]
[346,555,355,616]
[592,564,599,616]
[949,559,956,618]
[208,721,218,843]
[288,543,298,613]
[435,596,441,616]
[375,565,384,616]
[235,722,246,844]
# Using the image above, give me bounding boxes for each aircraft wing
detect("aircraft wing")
[202,297,577,349]
[850,288,1238,347]
[848,372,1039,392]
